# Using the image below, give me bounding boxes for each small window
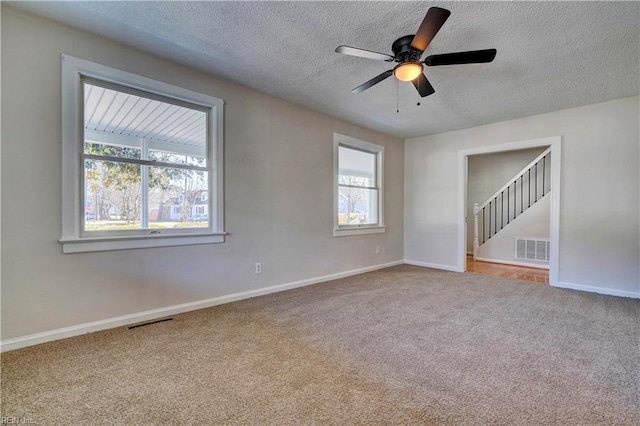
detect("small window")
[61,55,224,253]
[334,134,385,237]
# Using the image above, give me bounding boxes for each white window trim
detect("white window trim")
[60,54,225,253]
[333,133,385,237]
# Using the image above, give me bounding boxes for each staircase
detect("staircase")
[473,147,551,259]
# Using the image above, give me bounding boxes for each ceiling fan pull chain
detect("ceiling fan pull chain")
[396,79,400,113]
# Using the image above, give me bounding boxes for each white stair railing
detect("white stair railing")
[473,147,551,260]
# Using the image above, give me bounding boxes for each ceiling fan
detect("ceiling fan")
[335,7,497,97]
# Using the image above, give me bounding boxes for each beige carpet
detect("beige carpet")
[2,265,639,425]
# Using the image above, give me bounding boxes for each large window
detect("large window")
[61,55,224,253]
[334,134,384,237]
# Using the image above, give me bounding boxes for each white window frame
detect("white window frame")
[333,133,385,237]
[60,54,225,253]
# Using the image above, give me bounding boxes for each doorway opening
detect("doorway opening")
[457,137,561,285]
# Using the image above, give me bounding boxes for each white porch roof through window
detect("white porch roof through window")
[83,81,207,157]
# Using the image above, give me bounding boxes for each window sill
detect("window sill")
[333,226,386,237]
[60,232,227,253]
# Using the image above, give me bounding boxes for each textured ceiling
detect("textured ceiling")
[7,1,640,139]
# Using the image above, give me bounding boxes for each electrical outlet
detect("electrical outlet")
[376,246,380,255]
[255,262,262,274]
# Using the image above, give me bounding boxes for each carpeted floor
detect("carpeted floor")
[2,265,639,425]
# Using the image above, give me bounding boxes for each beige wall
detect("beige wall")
[405,96,640,297]
[0,8,404,340]
[477,194,550,265]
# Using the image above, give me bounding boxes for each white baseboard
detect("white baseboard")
[0,260,404,353]
[404,259,464,273]
[5,260,635,352]
[475,256,549,270]
[553,281,640,299]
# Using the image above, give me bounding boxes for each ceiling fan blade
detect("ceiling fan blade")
[412,73,435,97]
[335,45,395,62]
[410,7,451,52]
[352,70,394,93]
[425,49,497,66]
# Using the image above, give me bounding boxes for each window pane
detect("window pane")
[148,167,209,229]
[148,149,206,167]
[83,81,207,163]
[338,146,375,187]
[338,186,378,225]
[84,141,141,159]
[84,160,142,230]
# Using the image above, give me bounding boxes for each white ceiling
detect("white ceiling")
[8,1,640,139]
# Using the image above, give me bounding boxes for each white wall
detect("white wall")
[0,8,404,341]
[477,194,550,265]
[405,96,640,297]
[466,147,546,252]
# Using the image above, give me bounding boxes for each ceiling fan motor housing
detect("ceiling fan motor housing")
[392,35,423,63]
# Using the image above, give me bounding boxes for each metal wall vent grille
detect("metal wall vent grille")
[515,238,550,262]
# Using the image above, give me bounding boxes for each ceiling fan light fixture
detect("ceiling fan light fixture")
[394,62,423,82]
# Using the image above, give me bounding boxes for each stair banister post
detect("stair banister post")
[473,203,480,260]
